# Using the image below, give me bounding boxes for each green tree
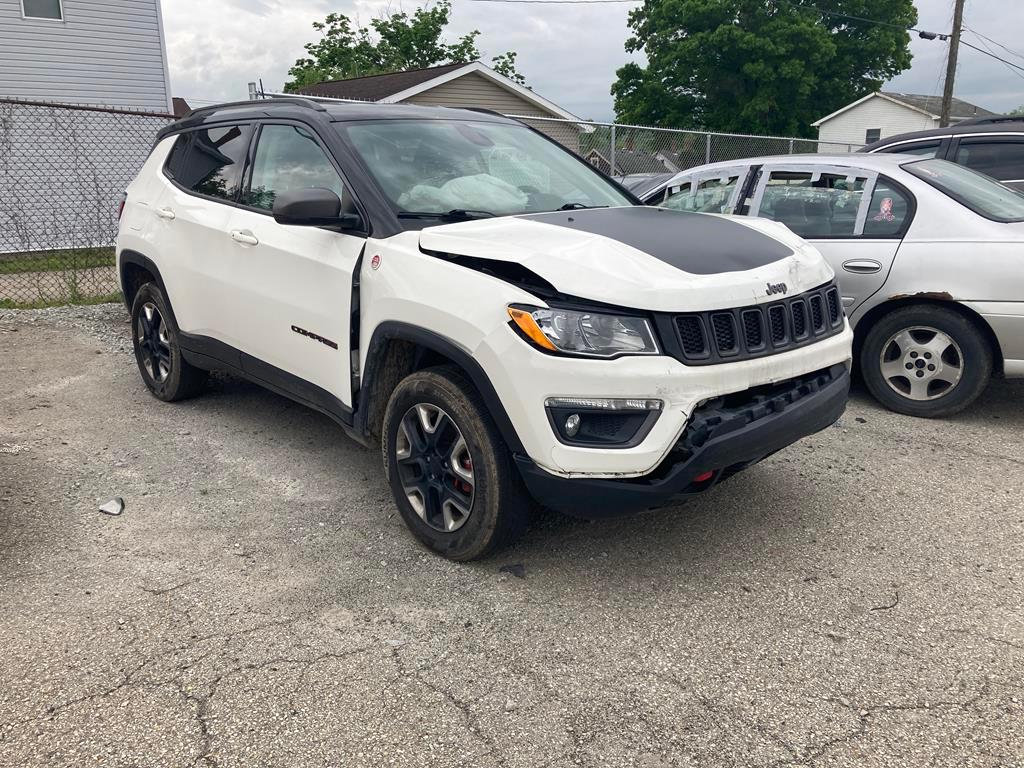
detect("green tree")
[1008,105,1024,117]
[285,1,524,91]
[491,51,527,86]
[612,0,917,137]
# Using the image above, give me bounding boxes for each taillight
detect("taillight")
[117,193,127,220]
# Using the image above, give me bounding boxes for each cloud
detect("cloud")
[162,0,1024,120]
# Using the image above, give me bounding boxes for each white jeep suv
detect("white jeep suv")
[116,98,853,560]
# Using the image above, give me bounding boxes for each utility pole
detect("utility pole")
[939,0,966,127]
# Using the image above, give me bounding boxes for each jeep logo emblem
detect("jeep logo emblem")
[766,281,788,296]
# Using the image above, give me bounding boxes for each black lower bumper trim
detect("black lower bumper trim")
[516,363,850,518]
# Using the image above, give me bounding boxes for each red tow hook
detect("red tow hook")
[693,470,714,483]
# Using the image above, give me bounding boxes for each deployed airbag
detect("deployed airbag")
[398,174,527,214]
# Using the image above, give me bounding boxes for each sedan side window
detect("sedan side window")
[663,175,739,213]
[243,124,346,211]
[757,170,866,237]
[862,179,912,237]
[174,125,253,201]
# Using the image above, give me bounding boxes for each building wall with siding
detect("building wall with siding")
[817,96,937,146]
[400,72,580,151]
[0,0,172,112]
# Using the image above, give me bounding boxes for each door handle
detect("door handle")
[842,259,882,274]
[230,229,259,246]
[157,207,175,220]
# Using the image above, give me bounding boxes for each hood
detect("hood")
[418,207,834,312]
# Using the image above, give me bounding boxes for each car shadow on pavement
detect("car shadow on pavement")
[185,370,1024,578]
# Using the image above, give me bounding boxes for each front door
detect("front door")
[224,122,365,410]
[749,164,913,314]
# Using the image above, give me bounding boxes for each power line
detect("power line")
[467,0,1024,78]
[968,34,1024,84]
[959,40,1024,75]
[963,26,1024,63]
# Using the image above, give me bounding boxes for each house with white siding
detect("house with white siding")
[296,61,585,150]
[0,0,173,113]
[812,91,996,148]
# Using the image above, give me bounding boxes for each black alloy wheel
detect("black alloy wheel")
[394,403,476,533]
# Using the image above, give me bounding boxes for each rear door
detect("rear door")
[153,123,255,341]
[949,134,1024,191]
[749,164,914,314]
[222,121,365,409]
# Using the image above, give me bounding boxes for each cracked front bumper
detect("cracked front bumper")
[515,363,850,517]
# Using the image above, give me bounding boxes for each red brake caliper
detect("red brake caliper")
[457,457,473,494]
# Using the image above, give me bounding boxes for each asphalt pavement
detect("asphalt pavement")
[1,304,1021,767]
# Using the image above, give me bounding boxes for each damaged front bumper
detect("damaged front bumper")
[514,363,850,517]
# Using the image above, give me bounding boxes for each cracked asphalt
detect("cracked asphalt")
[1,304,1022,767]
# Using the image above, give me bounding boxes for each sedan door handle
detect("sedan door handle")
[156,207,176,220]
[842,259,882,274]
[230,229,259,246]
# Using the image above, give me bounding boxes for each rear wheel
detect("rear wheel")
[383,367,529,560]
[860,305,991,417]
[130,282,207,402]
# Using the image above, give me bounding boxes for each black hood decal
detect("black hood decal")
[517,207,793,275]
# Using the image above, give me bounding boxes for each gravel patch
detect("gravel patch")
[0,301,131,355]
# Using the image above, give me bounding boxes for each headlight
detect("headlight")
[507,305,659,357]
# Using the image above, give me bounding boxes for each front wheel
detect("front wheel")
[860,305,992,418]
[382,367,529,560]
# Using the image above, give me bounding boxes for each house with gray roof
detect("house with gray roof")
[295,61,585,150]
[812,91,997,148]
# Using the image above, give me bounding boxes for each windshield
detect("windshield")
[903,158,1024,222]
[338,119,633,217]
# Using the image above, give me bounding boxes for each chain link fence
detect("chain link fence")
[0,98,173,307]
[507,115,860,186]
[0,91,859,308]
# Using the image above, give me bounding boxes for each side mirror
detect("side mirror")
[272,187,363,231]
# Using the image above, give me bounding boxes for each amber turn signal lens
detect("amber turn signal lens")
[507,307,557,351]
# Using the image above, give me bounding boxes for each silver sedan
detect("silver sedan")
[643,154,1024,417]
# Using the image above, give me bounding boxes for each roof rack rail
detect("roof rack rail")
[182,96,328,120]
[462,107,509,119]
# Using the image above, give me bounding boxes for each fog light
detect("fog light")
[564,413,581,437]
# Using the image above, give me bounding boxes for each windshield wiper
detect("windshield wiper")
[397,209,497,221]
[557,203,608,211]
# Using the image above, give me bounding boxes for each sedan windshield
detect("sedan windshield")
[338,119,633,217]
[903,158,1024,222]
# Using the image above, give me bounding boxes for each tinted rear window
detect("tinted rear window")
[165,124,253,202]
[164,133,192,181]
[903,158,1024,223]
[954,139,1024,182]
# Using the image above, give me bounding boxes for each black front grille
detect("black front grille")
[826,289,841,324]
[711,313,737,354]
[676,315,707,357]
[669,282,844,365]
[742,310,764,349]
[791,301,807,337]
[809,295,825,332]
[768,305,786,344]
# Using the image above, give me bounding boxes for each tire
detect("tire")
[130,282,208,402]
[860,304,992,418]
[382,366,529,560]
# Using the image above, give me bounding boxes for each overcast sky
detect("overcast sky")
[163,0,1024,123]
